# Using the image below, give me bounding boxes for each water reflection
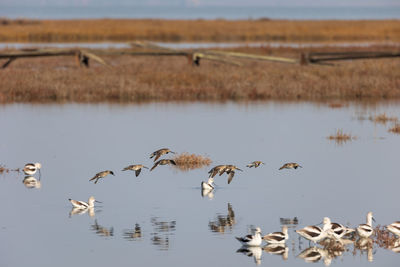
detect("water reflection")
[208,203,236,234]
[237,246,263,265]
[354,237,374,262]
[90,219,114,238]
[280,217,298,227]
[298,246,333,266]
[22,176,41,189]
[123,223,142,241]
[69,207,95,217]
[263,244,289,260]
[201,188,214,199]
[150,217,176,250]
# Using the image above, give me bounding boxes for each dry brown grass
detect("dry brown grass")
[389,123,400,134]
[0,45,400,103]
[374,225,399,249]
[328,102,346,109]
[327,129,357,145]
[0,19,400,43]
[173,153,212,171]
[0,165,19,174]
[370,113,398,124]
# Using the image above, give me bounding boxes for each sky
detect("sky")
[1,0,399,7]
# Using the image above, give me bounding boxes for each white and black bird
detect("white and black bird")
[68,196,101,209]
[236,227,263,247]
[263,225,289,244]
[387,221,400,237]
[296,217,331,244]
[357,211,375,238]
[23,162,42,176]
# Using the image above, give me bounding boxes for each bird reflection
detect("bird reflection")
[201,188,214,199]
[209,203,236,234]
[263,244,289,260]
[22,176,41,189]
[123,223,142,241]
[237,246,262,265]
[69,207,95,217]
[150,217,176,250]
[354,237,374,262]
[90,219,114,238]
[388,239,400,253]
[297,246,333,266]
[280,217,298,227]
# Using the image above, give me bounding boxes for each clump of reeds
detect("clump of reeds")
[327,129,356,145]
[0,165,19,174]
[374,225,399,249]
[173,153,212,171]
[370,113,398,124]
[389,123,400,134]
[328,102,345,109]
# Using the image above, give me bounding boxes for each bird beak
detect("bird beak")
[299,166,303,168]
[238,168,243,172]
[95,200,102,203]
[372,217,376,222]
[38,169,42,180]
[171,151,176,154]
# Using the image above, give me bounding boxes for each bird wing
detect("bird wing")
[150,161,161,171]
[169,160,176,165]
[153,153,162,162]
[135,168,141,177]
[122,165,133,171]
[279,164,287,170]
[227,171,235,184]
[89,174,99,181]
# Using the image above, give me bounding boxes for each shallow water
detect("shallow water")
[0,102,399,267]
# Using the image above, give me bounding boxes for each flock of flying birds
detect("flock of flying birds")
[21,148,400,254]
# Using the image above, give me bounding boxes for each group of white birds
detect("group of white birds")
[236,211,400,248]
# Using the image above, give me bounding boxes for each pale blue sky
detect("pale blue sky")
[2,0,399,6]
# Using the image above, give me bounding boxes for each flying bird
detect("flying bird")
[122,164,149,177]
[150,159,176,171]
[89,170,115,184]
[150,148,175,162]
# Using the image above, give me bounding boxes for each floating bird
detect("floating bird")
[327,218,355,239]
[357,211,375,238]
[263,225,289,244]
[150,159,176,171]
[219,165,243,184]
[22,176,41,189]
[279,162,302,170]
[201,177,215,190]
[236,227,263,247]
[23,162,41,176]
[208,165,227,178]
[296,217,331,244]
[89,170,115,184]
[246,161,265,168]
[68,196,101,209]
[387,221,400,237]
[150,148,175,162]
[122,164,149,177]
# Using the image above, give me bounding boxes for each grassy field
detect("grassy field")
[0,18,400,43]
[0,45,399,103]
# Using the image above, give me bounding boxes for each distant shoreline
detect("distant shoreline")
[0,19,399,43]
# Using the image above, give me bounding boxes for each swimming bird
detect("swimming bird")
[23,162,41,176]
[357,211,374,238]
[296,217,331,244]
[208,165,227,178]
[246,161,265,168]
[279,162,302,170]
[68,196,101,209]
[122,164,149,177]
[201,177,215,190]
[262,225,289,244]
[387,221,400,237]
[150,148,176,162]
[219,165,243,184]
[150,159,176,171]
[89,170,115,184]
[236,227,263,247]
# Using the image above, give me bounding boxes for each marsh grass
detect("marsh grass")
[0,165,19,174]
[370,113,398,124]
[173,153,212,171]
[374,225,399,249]
[0,19,399,43]
[327,129,357,145]
[389,123,400,134]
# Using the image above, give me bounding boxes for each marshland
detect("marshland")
[1,3,400,267]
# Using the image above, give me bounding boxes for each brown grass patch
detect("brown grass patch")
[374,225,399,249]
[327,129,357,145]
[0,19,399,43]
[173,153,212,171]
[389,123,400,134]
[0,165,20,174]
[328,102,346,108]
[370,113,398,124]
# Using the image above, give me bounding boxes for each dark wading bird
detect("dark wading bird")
[122,164,149,177]
[150,159,176,171]
[150,148,176,162]
[279,162,302,170]
[219,165,243,184]
[246,161,265,168]
[89,170,115,184]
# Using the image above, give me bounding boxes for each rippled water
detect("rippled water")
[0,102,399,266]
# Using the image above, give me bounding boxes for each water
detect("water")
[0,6,399,20]
[1,102,399,267]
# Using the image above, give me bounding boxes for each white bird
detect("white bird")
[296,217,331,244]
[386,221,400,237]
[324,217,355,239]
[357,211,374,238]
[262,225,289,244]
[201,177,214,190]
[68,196,101,209]
[236,227,263,246]
[23,162,41,176]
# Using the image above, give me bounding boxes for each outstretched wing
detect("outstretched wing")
[150,161,161,171]
[169,160,176,165]
[135,168,142,177]
[227,171,235,184]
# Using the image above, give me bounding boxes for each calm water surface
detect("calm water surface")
[0,102,399,267]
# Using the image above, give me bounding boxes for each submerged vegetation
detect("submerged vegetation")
[0,45,399,103]
[389,123,400,134]
[0,19,399,43]
[370,113,398,124]
[327,129,357,145]
[173,153,212,171]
